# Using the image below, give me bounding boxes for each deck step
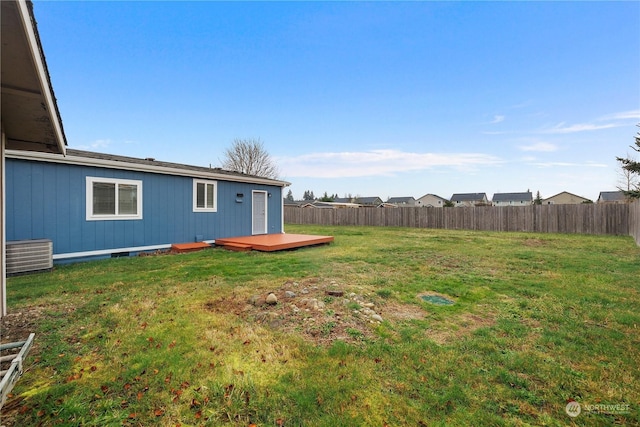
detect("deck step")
[171,242,211,253]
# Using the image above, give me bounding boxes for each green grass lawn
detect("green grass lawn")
[2,225,639,426]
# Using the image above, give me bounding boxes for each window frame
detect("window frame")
[86,177,143,221]
[193,179,218,212]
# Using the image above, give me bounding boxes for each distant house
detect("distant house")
[450,193,489,207]
[284,199,305,207]
[333,197,353,204]
[387,196,416,207]
[6,149,289,262]
[302,201,360,209]
[377,203,399,208]
[416,193,448,208]
[597,191,627,204]
[492,192,533,206]
[543,191,591,205]
[333,196,384,206]
[353,196,384,207]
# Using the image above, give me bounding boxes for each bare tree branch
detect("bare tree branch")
[220,138,279,179]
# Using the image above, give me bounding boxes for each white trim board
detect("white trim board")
[52,240,216,261]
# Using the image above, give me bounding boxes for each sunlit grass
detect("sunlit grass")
[3,225,639,426]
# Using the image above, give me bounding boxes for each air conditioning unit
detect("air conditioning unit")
[6,239,53,276]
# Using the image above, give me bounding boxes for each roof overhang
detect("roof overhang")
[6,149,291,187]
[1,0,66,154]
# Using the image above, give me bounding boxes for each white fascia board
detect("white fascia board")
[6,149,290,187]
[17,0,66,155]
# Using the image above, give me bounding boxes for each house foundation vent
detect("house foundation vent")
[6,239,53,276]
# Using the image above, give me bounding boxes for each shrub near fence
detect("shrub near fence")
[285,203,635,237]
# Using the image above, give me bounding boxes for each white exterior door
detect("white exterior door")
[252,191,267,235]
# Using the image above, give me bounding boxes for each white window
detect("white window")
[193,179,217,212]
[86,177,142,220]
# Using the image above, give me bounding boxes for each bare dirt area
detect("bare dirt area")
[204,278,428,346]
[0,306,45,345]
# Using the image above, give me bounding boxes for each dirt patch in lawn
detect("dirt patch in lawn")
[425,312,496,345]
[203,279,429,346]
[0,305,47,345]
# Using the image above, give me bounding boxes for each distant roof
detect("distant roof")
[451,193,488,202]
[598,191,626,201]
[492,192,533,202]
[354,196,383,204]
[387,196,415,203]
[418,193,447,201]
[543,191,591,202]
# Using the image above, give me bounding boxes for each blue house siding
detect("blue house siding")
[6,157,284,260]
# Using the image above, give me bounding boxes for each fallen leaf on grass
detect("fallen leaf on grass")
[154,408,165,417]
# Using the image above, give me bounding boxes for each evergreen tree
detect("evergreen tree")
[285,189,294,202]
[616,125,640,199]
[320,191,333,202]
[534,191,543,205]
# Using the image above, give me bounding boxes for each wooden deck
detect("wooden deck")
[215,233,334,252]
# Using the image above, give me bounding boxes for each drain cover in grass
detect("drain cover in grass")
[420,294,455,305]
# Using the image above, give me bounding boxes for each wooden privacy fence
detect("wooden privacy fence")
[631,201,640,245]
[285,202,640,239]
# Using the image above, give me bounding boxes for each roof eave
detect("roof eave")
[6,149,290,187]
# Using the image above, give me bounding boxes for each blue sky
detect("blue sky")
[35,1,639,201]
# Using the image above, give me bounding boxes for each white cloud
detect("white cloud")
[490,115,505,124]
[532,161,607,168]
[277,149,503,178]
[598,110,640,121]
[74,139,113,150]
[481,131,508,135]
[74,138,140,151]
[519,142,558,152]
[542,122,619,134]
